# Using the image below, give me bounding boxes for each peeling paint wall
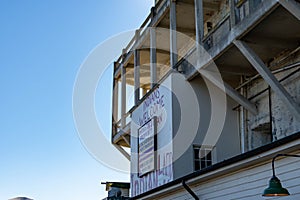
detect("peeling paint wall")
[245,50,300,150]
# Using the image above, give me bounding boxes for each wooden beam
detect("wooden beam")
[170,0,178,68]
[278,0,300,20]
[200,69,258,114]
[234,40,300,121]
[150,27,157,88]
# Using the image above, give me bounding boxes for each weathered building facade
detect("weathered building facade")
[111,0,300,199]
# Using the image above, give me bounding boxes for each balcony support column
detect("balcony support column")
[134,49,140,105]
[112,66,119,139]
[150,27,157,88]
[194,0,204,46]
[229,0,236,26]
[121,63,127,129]
[170,0,178,68]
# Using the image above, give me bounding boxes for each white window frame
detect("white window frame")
[193,145,215,171]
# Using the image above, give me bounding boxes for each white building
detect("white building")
[111,0,300,199]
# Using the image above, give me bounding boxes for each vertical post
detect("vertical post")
[239,76,245,153]
[170,0,178,69]
[121,64,126,129]
[194,0,204,46]
[112,62,119,141]
[113,79,119,126]
[229,0,236,27]
[194,0,204,73]
[134,49,140,105]
[150,27,157,88]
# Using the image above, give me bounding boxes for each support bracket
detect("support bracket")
[278,0,300,20]
[234,40,300,122]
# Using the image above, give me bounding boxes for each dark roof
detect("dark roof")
[102,182,131,191]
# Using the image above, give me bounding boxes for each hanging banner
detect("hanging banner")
[131,83,173,197]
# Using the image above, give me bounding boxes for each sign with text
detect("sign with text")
[138,117,157,177]
[131,81,173,196]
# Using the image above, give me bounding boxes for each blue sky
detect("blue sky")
[0,1,153,199]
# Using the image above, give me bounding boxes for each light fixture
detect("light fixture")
[262,154,300,196]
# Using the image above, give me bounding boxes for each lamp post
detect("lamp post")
[262,154,300,196]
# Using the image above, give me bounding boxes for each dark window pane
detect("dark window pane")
[207,160,212,167]
[200,160,206,169]
[194,148,199,159]
[207,152,212,160]
[195,161,200,171]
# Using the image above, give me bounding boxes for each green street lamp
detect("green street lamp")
[262,154,300,197]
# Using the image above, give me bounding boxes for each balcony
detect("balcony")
[111,0,300,150]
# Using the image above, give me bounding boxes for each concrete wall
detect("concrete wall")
[246,52,300,151]
[130,71,241,196]
[171,73,240,179]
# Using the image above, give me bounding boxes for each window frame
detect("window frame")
[193,145,215,171]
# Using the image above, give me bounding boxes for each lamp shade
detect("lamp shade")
[262,176,290,196]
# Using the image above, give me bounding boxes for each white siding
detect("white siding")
[142,151,300,200]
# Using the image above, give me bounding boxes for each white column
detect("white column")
[134,49,140,105]
[121,64,126,128]
[112,74,119,135]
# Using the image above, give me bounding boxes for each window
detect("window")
[193,145,214,171]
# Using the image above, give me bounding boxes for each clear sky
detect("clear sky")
[0,1,153,199]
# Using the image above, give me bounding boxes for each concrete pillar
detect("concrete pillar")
[194,0,204,46]
[170,0,178,68]
[150,27,157,88]
[229,0,236,27]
